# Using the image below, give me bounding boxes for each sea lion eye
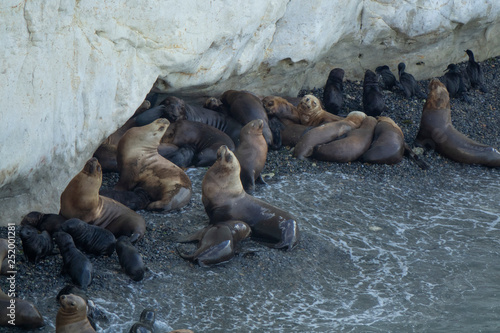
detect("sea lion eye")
[267,101,274,107]
[225,153,232,163]
[312,101,317,106]
[71,302,75,306]
[159,126,165,131]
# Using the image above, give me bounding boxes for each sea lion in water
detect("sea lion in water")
[362,116,406,165]
[415,78,500,167]
[363,69,386,117]
[323,68,345,114]
[129,308,156,333]
[56,294,96,333]
[293,111,367,159]
[234,119,268,193]
[116,236,146,281]
[296,95,343,126]
[61,218,116,256]
[19,224,54,263]
[115,118,192,211]
[202,146,299,250]
[60,157,146,242]
[313,116,377,162]
[177,220,251,267]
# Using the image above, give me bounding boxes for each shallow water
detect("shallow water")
[11,167,500,332]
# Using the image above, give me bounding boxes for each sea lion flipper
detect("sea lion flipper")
[255,174,267,185]
[176,228,206,243]
[273,219,300,251]
[404,143,430,170]
[196,239,233,267]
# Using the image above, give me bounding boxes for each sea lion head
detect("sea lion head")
[364,69,379,84]
[262,96,299,123]
[202,145,243,197]
[161,96,186,122]
[20,224,38,242]
[21,211,44,228]
[58,294,87,317]
[297,95,322,124]
[61,218,87,235]
[138,118,170,145]
[83,157,102,180]
[204,97,223,111]
[424,78,450,111]
[345,111,367,127]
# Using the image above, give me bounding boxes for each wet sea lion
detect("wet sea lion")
[323,68,345,114]
[296,95,343,126]
[161,119,235,167]
[177,220,251,267]
[465,49,487,93]
[398,62,426,99]
[115,118,192,211]
[220,90,274,146]
[116,236,146,281]
[21,211,66,234]
[202,146,299,250]
[56,294,96,333]
[415,78,500,167]
[129,308,156,333]
[19,224,54,263]
[54,231,93,289]
[293,111,367,159]
[234,119,268,193]
[363,69,386,117]
[61,218,116,256]
[60,157,146,241]
[362,116,405,165]
[313,116,377,162]
[375,65,399,91]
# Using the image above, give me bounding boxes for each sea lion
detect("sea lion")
[60,157,146,242]
[262,96,301,124]
[116,236,146,281]
[293,111,367,159]
[220,90,274,146]
[398,62,426,99]
[323,68,345,114]
[234,119,268,193]
[313,116,377,162]
[129,308,156,333]
[61,218,116,256]
[177,220,251,267]
[19,224,54,263]
[134,105,168,127]
[21,211,66,234]
[56,294,96,333]
[296,95,343,126]
[362,116,405,165]
[99,187,151,211]
[54,231,94,289]
[363,69,386,117]
[160,96,242,145]
[202,146,299,250]
[415,78,500,167]
[375,65,399,91]
[56,285,102,331]
[161,119,235,167]
[465,49,487,92]
[115,118,192,211]
[0,239,45,329]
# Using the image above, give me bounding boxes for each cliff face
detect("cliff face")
[1,0,500,226]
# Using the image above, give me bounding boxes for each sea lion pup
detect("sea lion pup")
[362,116,406,165]
[61,218,116,256]
[415,78,500,167]
[234,119,268,193]
[54,231,94,289]
[465,49,487,92]
[398,62,426,99]
[323,68,345,114]
[19,224,54,263]
[220,90,274,146]
[177,220,251,267]
[116,236,146,281]
[160,96,242,145]
[129,308,156,333]
[293,111,367,159]
[363,69,386,117]
[296,94,343,126]
[313,116,378,163]
[56,294,96,333]
[375,65,399,91]
[99,187,151,211]
[161,119,236,167]
[115,118,192,211]
[21,211,66,234]
[60,157,146,242]
[262,96,301,124]
[202,146,299,250]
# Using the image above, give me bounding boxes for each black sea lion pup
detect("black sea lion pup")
[375,65,399,91]
[363,69,386,117]
[21,211,66,234]
[116,236,146,281]
[465,49,487,92]
[20,224,54,263]
[62,218,116,256]
[177,220,251,267]
[99,187,151,211]
[56,294,96,333]
[234,119,268,193]
[54,231,93,289]
[202,146,299,250]
[134,105,168,126]
[415,78,500,167]
[398,62,426,99]
[129,308,156,333]
[323,68,344,114]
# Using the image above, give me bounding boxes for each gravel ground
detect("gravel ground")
[0,55,499,331]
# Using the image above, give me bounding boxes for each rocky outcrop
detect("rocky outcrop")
[1,0,500,226]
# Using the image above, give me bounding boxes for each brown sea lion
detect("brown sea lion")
[296,94,343,126]
[262,96,301,124]
[415,78,500,167]
[293,111,367,159]
[220,90,274,146]
[323,68,344,115]
[161,119,235,167]
[313,116,377,162]
[177,220,251,267]
[202,146,299,250]
[234,119,268,193]
[115,118,192,211]
[362,116,406,165]
[60,157,146,242]
[56,294,96,333]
